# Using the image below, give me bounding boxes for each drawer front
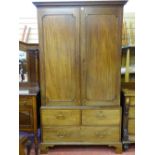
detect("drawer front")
[130,96,135,106]
[19,96,33,106]
[81,126,120,142]
[19,107,33,130]
[129,107,135,118]
[82,109,121,125]
[41,109,81,126]
[42,126,120,143]
[128,119,135,135]
[42,127,81,142]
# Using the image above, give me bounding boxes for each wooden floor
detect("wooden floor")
[29,145,135,155]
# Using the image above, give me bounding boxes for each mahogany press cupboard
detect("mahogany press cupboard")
[33,0,127,153]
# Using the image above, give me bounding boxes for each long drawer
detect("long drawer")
[82,108,121,125]
[41,109,81,126]
[42,126,120,143]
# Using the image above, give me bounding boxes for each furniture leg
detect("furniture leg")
[123,143,129,151]
[114,143,123,154]
[34,130,38,145]
[40,144,49,154]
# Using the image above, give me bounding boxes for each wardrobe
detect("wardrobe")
[33,0,127,153]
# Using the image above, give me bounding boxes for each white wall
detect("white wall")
[19,0,37,18]
[19,0,135,18]
[124,0,136,13]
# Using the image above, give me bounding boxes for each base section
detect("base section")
[40,142,122,154]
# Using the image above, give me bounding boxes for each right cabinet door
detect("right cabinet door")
[81,6,122,106]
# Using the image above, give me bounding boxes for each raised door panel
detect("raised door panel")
[81,7,122,106]
[39,8,80,105]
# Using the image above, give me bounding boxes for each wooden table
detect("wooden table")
[19,86,40,145]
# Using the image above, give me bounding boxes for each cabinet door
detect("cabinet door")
[81,6,123,106]
[38,8,80,106]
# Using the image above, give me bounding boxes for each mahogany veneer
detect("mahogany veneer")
[33,0,127,154]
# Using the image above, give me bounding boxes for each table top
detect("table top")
[19,86,39,96]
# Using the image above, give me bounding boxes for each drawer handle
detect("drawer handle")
[20,101,28,105]
[95,132,107,138]
[57,133,65,138]
[57,132,69,138]
[56,114,65,120]
[96,112,106,119]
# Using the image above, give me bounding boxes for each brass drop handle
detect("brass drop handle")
[56,113,65,120]
[95,132,106,138]
[21,100,27,105]
[57,132,69,138]
[57,132,65,138]
[96,111,106,119]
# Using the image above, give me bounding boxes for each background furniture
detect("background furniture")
[121,45,135,149]
[19,41,40,87]
[19,135,32,155]
[121,84,135,149]
[19,41,40,146]
[19,87,40,144]
[19,135,38,155]
[121,46,135,82]
[121,15,135,147]
[34,0,127,154]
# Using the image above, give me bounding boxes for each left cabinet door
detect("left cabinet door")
[38,7,80,106]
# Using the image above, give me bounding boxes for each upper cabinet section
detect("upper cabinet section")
[34,1,127,106]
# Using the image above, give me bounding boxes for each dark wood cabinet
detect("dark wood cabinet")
[34,0,127,154]
[19,41,40,87]
[19,41,41,145]
[19,88,40,144]
[19,107,33,128]
[121,86,135,149]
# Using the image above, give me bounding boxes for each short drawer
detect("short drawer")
[42,127,81,142]
[19,96,33,106]
[82,108,121,125]
[128,119,135,135]
[128,107,135,118]
[41,109,81,126]
[81,126,120,142]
